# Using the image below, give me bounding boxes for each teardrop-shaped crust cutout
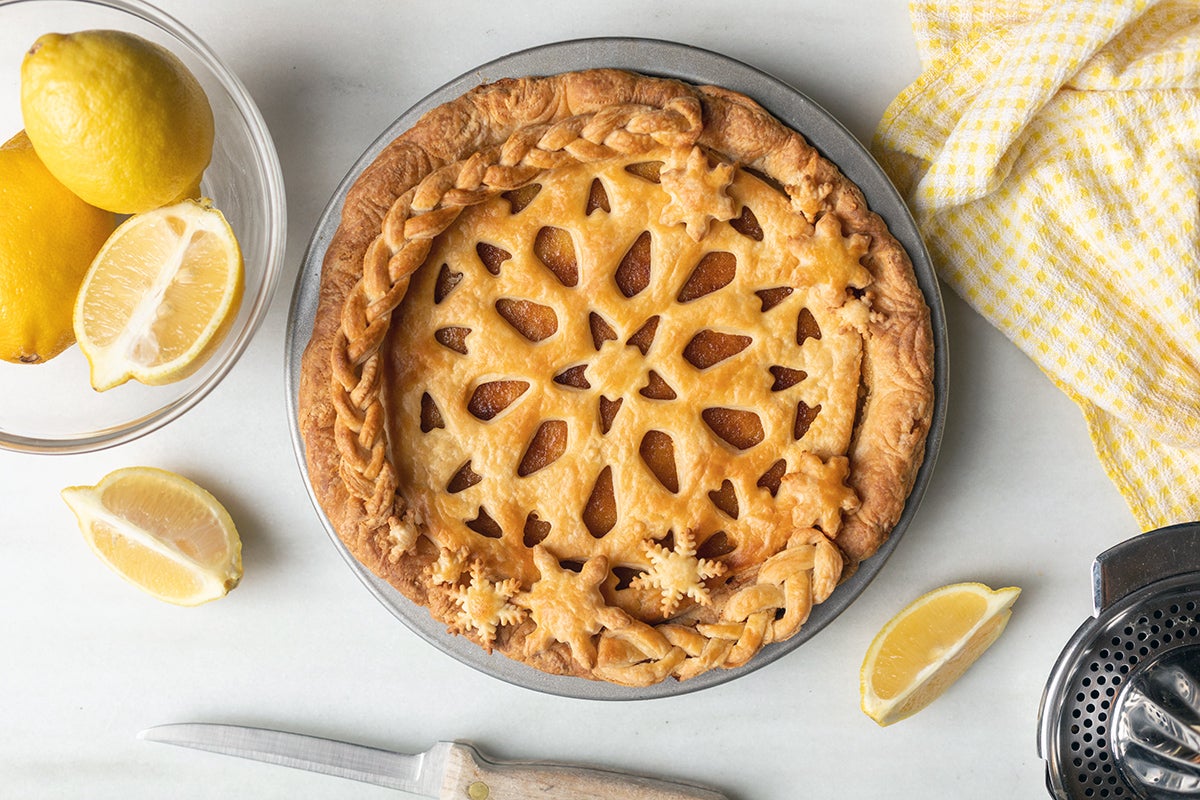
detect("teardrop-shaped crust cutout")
[518,420,568,477]
[434,326,471,354]
[683,330,752,370]
[702,407,764,450]
[797,307,822,344]
[447,461,482,494]
[553,364,590,389]
[583,466,617,539]
[420,392,445,432]
[589,312,617,350]
[523,512,551,548]
[758,459,787,496]
[729,205,764,241]
[793,401,822,440]
[697,530,736,560]
[678,251,737,302]
[598,396,623,434]
[467,380,530,421]
[502,183,541,214]
[615,231,652,298]
[533,226,579,287]
[466,507,504,539]
[626,316,660,356]
[756,286,793,311]
[476,242,511,276]
[495,298,558,342]
[708,479,739,519]
[434,264,463,304]
[586,178,610,215]
[769,366,807,391]
[640,370,677,400]
[624,161,662,183]
[639,430,679,494]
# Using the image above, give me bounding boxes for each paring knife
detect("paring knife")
[139,723,729,800]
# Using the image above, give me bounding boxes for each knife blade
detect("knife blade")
[139,723,729,800]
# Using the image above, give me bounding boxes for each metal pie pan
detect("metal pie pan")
[285,37,949,700]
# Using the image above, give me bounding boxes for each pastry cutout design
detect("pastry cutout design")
[515,547,627,669]
[451,561,525,650]
[476,242,510,276]
[495,298,557,342]
[631,529,727,617]
[677,251,737,303]
[659,145,737,240]
[586,178,610,215]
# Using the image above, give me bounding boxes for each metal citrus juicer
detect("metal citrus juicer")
[1040,522,1200,798]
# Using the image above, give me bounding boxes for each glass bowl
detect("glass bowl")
[0,0,285,453]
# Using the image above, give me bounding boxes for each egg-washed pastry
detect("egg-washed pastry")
[299,69,935,685]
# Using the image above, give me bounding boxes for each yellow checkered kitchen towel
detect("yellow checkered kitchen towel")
[873,0,1200,531]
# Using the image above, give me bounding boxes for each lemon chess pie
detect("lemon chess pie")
[299,69,935,685]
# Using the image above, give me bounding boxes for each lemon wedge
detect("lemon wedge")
[73,198,243,391]
[62,466,242,606]
[860,582,1020,726]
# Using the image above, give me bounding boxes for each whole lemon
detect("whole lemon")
[20,29,214,214]
[0,131,117,364]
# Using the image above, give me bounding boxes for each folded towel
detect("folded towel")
[874,0,1200,530]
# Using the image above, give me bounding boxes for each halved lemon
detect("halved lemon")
[73,198,243,391]
[62,466,242,606]
[860,582,1020,726]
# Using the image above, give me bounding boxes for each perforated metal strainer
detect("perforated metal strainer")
[1039,522,1200,799]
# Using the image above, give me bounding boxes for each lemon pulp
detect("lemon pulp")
[73,198,244,391]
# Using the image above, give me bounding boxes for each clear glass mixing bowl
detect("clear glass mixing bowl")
[0,0,285,453]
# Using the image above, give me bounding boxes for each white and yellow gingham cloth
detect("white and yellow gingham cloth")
[873,0,1200,531]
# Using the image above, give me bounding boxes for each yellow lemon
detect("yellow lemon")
[860,582,1020,726]
[73,198,243,391]
[0,130,117,364]
[21,29,214,214]
[62,466,242,606]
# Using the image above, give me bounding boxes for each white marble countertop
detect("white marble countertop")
[1,1,1140,797]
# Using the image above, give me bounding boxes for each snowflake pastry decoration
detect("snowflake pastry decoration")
[384,514,419,562]
[788,213,872,307]
[450,561,525,650]
[776,452,860,536]
[659,145,737,240]
[790,173,834,220]
[430,545,469,586]
[631,528,728,617]
[515,546,628,669]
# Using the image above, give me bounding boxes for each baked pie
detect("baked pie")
[299,68,935,685]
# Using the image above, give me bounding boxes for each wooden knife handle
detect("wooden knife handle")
[439,742,729,800]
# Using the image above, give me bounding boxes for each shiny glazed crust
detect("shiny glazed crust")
[299,69,934,684]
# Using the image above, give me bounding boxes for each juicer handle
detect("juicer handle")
[1093,522,1200,615]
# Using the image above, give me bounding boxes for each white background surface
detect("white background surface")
[1,1,1141,797]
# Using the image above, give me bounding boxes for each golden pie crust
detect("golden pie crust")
[299,69,934,685]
